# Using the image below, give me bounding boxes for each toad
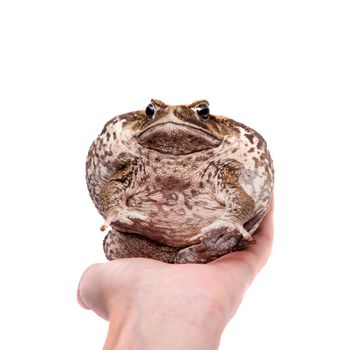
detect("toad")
[86,100,274,263]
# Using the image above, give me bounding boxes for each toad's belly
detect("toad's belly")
[117,188,225,247]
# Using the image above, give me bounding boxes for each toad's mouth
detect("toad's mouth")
[137,122,222,155]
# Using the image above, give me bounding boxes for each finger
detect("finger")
[210,194,274,284]
[240,193,274,268]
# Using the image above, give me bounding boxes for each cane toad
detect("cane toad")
[86,100,274,263]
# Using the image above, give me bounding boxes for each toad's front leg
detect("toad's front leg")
[99,154,148,232]
[175,161,255,263]
[203,160,255,239]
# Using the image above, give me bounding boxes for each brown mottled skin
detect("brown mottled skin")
[86,100,274,263]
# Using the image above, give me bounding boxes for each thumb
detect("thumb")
[77,263,110,320]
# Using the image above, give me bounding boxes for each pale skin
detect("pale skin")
[78,197,274,350]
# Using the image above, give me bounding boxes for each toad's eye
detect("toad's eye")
[145,103,155,118]
[196,104,210,119]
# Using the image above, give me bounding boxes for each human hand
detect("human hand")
[77,198,274,350]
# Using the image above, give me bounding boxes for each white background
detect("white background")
[1,1,349,349]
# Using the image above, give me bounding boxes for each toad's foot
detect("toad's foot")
[174,244,214,264]
[174,234,243,264]
[174,219,255,264]
[201,218,254,242]
[100,208,148,232]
